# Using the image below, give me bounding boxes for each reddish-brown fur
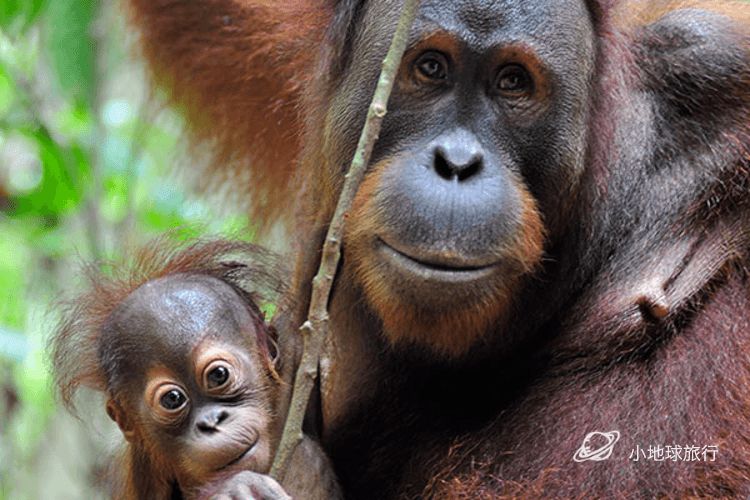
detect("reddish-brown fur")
[124,0,750,497]
[427,266,750,499]
[126,0,332,228]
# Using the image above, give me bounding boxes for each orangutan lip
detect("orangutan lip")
[221,443,256,470]
[377,238,498,276]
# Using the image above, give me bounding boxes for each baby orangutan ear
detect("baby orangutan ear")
[106,398,137,443]
[268,335,280,371]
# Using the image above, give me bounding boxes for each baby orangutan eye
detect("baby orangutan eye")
[147,379,190,419]
[203,360,235,391]
[207,365,230,388]
[159,387,187,411]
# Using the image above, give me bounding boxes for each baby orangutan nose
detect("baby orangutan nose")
[196,407,229,433]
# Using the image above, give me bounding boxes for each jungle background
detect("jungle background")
[5,1,749,499]
[0,2,261,498]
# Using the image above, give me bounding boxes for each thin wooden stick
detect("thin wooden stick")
[270,0,421,479]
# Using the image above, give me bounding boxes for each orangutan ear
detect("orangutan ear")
[267,328,281,373]
[106,398,137,443]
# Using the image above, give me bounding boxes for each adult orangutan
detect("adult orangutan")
[126,0,750,497]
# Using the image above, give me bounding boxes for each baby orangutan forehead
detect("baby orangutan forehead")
[105,274,254,361]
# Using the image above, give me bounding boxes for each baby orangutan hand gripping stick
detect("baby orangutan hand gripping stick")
[51,240,339,500]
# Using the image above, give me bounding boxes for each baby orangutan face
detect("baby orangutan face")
[102,274,278,490]
[139,342,273,485]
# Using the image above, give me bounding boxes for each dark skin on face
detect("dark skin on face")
[102,275,279,495]
[343,0,595,356]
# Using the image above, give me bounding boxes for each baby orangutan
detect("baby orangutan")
[51,239,340,499]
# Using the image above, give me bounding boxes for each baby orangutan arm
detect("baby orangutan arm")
[199,437,341,500]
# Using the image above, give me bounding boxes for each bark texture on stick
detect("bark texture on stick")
[270,0,421,479]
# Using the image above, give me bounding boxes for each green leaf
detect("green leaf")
[53,101,92,141]
[139,184,188,231]
[10,318,55,457]
[0,0,22,27]
[0,65,15,118]
[44,0,97,106]
[0,224,29,329]
[102,171,128,223]
[0,0,48,35]
[220,215,255,240]
[10,129,89,217]
[260,303,277,321]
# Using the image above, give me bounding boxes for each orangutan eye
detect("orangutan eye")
[159,389,187,411]
[414,51,449,81]
[207,365,230,389]
[203,359,237,392]
[494,64,533,97]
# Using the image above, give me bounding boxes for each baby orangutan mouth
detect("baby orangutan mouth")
[222,440,259,470]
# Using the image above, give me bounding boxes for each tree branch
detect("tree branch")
[269,0,421,479]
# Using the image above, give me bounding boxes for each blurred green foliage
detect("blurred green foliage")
[0,2,255,498]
